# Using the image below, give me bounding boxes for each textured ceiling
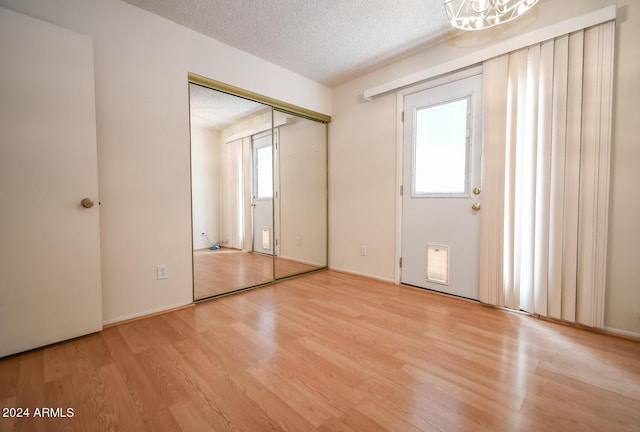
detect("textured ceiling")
[121,0,455,87]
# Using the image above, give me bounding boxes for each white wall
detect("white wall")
[0,0,331,324]
[191,125,221,250]
[330,0,640,334]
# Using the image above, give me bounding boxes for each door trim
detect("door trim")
[394,65,483,285]
[251,130,274,255]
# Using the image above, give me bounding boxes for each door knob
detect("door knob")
[81,198,94,208]
[471,203,481,211]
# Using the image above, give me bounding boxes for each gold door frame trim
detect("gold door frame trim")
[188,73,331,124]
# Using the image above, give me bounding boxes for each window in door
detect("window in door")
[413,96,470,196]
[256,144,273,199]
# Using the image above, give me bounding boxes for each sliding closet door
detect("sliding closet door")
[275,114,328,279]
[190,85,275,299]
[189,76,330,300]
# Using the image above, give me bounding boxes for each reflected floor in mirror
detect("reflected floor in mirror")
[193,248,320,299]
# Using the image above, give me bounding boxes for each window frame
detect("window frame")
[410,94,474,199]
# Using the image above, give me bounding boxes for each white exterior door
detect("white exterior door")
[401,75,483,300]
[252,131,273,255]
[0,7,102,357]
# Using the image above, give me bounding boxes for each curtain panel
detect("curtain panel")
[221,138,246,250]
[480,21,615,328]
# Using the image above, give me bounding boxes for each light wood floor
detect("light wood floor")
[193,249,320,299]
[1,271,639,431]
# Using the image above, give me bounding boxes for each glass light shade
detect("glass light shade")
[445,0,539,31]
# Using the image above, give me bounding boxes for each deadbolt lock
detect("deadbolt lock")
[473,187,481,195]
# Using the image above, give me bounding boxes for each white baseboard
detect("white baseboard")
[603,326,640,340]
[102,301,192,326]
[278,255,325,267]
[328,266,395,284]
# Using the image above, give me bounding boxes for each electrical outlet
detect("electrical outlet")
[157,264,168,280]
[361,245,367,256]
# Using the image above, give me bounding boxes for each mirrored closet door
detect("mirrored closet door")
[189,76,328,301]
[274,114,327,279]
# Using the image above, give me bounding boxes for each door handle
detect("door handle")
[472,203,481,211]
[81,198,94,208]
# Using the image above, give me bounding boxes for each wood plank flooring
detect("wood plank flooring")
[1,270,639,431]
[193,249,321,299]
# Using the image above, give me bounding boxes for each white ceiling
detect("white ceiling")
[121,0,457,87]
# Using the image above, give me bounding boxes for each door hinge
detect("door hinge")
[401,111,404,122]
[399,257,403,268]
[400,185,403,196]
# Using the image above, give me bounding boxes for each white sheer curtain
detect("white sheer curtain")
[221,138,245,250]
[480,21,615,328]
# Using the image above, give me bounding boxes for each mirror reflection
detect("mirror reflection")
[274,115,327,279]
[190,83,327,300]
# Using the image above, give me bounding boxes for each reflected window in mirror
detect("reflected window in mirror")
[189,81,328,302]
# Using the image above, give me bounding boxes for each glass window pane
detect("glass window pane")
[257,145,272,198]
[414,98,469,195]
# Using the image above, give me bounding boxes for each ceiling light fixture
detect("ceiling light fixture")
[445,0,539,31]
